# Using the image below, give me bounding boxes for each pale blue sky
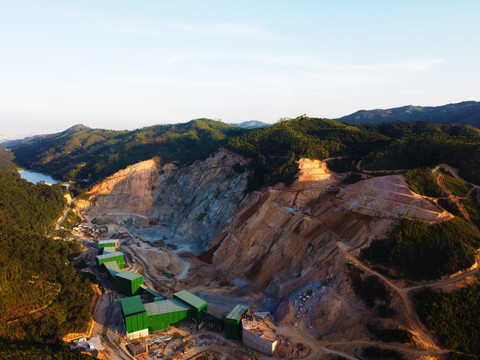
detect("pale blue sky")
[1,0,479,136]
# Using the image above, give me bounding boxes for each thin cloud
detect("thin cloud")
[344,59,443,72]
[171,21,279,39]
[113,75,238,89]
[91,16,166,38]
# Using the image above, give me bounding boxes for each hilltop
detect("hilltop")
[337,101,480,126]
[10,119,247,186]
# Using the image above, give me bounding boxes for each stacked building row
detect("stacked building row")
[120,290,208,340]
[95,239,144,296]
[96,239,251,342]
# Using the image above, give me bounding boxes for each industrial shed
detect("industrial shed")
[104,261,121,280]
[173,290,207,322]
[96,252,124,269]
[139,284,165,300]
[115,271,143,296]
[144,299,190,331]
[102,246,116,254]
[98,239,119,250]
[226,304,249,340]
[120,296,148,340]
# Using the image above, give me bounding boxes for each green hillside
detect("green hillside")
[337,101,480,127]
[9,116,480,191]
[0,147,92,357]
[11,119,246,186]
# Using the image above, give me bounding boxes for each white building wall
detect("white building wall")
[126,328,149,340]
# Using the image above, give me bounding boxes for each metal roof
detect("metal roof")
[104,261,121,277]
[173,290,207,310]
[116,271,143,281]
[226,304,249,321]
[144,299,190,316]
[139,284,164,299]
[98,239,119,245]
[120,296,145,316]
[103,246,116,254]
[96,252,124,260]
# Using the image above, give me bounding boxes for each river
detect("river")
[18,170,60,185]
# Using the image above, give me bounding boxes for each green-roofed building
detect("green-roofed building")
[98,239,119,250]
[104,261,121,280]
[139,284,165,300]
[173,290,207,322]
[102,246,116,254]
[96,252,124,269]
[225,304,249,339]
[120,296,148,340]
[115,271,143,296]
[144,299,190,331]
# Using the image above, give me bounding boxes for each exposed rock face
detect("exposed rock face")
[88,148,248,254]
[87,153,454,338]
[210,163,448,335]
[338,175,451,223]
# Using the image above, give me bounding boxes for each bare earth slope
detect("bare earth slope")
[86,154,453,353]
[210,161,447,339]
[88,147,248,254]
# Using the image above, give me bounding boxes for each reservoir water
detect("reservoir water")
[18,170,60,185]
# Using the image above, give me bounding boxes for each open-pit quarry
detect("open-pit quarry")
[70,149,480,359]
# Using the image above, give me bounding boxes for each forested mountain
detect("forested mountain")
[337,101,480,126]
[225,118,480,189]
[10,119,246,186]
[0,147,92,358]
[9,117,480,191]
[230,120,270,128]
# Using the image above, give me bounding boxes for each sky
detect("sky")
[1,0,479,136]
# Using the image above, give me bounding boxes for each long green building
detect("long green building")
[104,261,121,280]
[120,290,208,340]
[173,290,207,322]
[144,299,190,331]
[115,271,144,296]
[96,252,125,269]
[225,304,249,340]
[120,296,149,340]
[98,239,119,250]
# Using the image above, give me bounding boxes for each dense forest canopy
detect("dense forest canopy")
[361,218,480,280]
[0,147,92,358]
[8,117,480,191]
[416,286,480,355]
[337,101,480,127]
[10,119,247,186]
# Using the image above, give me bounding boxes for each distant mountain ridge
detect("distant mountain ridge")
[230,120,270,128]
[337,101,480,126]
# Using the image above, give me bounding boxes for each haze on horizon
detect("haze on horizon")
[1,0,479,137]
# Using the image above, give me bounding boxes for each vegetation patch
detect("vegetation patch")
[437,198,463,217]
[347,264,390,308]
[361,346,405,360]
[367,323,413,343]
[2,279,60,322]
[0,341,93,360]
[326,157,358,173]
[11,120,246,187]
[405,168,444,197]
[361,218,480,280]
[0,148,92,345]
[416,286,480,356]
[61,209,82,229]
[439,168,472,197]
[226,117,389,190]
[462,198,480,229]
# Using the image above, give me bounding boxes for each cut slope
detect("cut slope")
[338,175,451,223]
[87,148,248,254]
